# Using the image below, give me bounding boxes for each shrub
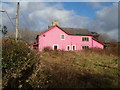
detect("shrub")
[2,38,36,89]
[2,38,119,88]
[43,47,52,52]
[3,38,30,71]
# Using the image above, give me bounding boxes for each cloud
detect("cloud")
[19,2,90,30]
[2,2,118,41]
[2,2,16,31]
[89,2,104,9]
[88,3,118,40]
[2,0,120,2]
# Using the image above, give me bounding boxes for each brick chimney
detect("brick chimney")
[48,20,59,29]
[52,20,59,26]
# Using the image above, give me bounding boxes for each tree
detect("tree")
[19,28,41,42]
[98,33,116,43]
[0,25,8,37]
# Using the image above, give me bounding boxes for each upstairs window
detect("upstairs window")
[82,37,89,41]
[43,34,46,37]
[61,34,65,40]
[82,46,89,50]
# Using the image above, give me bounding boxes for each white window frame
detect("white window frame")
[72,45,76,51]
[82,36,89,42]
[53,44,59,50]
[60,34,65,40]
[81,45,89,50]
[66,45,70,51]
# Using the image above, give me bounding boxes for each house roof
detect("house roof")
[61,27,92,35]
[41,25,93,36]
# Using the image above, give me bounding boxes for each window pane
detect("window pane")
[82,37,89,41]
[87,38,89,41]
[67,46,70,51]
[82,46,84,49]
[61,35,64,39]
[67,46,70,50]
[73,46,75,50]
[86,38,88,41]
[82,46,89,50]
[54,45,58,50]
[82,37,84,41]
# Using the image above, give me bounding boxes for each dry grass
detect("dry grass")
[2,38,119,89]
[29,50,119,88]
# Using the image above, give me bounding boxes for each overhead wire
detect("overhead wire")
[19,4,38,31]
[21,2,44,31]
[1,9,15,29]
[19,11,29,29]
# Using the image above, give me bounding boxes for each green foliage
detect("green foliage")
[2,38,38,89]
[0,25,8,37]
[2,38,119,88]
[3,38,29,69]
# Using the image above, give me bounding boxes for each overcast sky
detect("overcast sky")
[1,1,119,41]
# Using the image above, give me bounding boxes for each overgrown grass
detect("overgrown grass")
[29,50,119,88]
[2,38,119,89]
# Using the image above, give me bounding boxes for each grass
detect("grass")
[29,50,119,88]
[2,38,119,89]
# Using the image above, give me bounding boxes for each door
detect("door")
[53,45,58,50]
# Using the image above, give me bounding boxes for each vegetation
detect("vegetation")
[2,37,119,89]
[7,29,42,42]
[0,25,8,37]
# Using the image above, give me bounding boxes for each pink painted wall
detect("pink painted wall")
[92,39,104,49]
[38,26,104,51]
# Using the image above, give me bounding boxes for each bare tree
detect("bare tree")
[19,28,41,42]
[98,33,116,43]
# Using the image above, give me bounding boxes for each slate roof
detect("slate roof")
[60,27,92,35]
[41,25,94,36]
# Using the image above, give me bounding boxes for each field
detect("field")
[2,38,120,89]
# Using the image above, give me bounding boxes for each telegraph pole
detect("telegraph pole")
[15,2,20,41]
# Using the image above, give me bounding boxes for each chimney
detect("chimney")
[48,20,59,29]
[52,20,59,26]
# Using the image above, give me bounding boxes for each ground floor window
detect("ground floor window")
[72,45,76,50]
[66,45,70,51]
[82,45,89,50]
[53,44,58,50]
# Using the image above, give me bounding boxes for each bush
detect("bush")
[3,38,30,71]
[2,38,36,89]
[43,47,52,52]
[2,38,119,88]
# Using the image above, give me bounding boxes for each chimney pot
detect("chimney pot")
[52,20,59,26]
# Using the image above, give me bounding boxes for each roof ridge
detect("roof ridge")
[61,27,88,30]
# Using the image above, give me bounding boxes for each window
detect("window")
[72,45,76,50]
[82,46,89,50]
[53,45,58,50]
[61,34,65,40]
[82,37,89,41]
[43,34,46,37]
[66,45,70,51]
[54,46,58,50]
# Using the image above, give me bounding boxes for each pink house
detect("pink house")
[37,21,104,51]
